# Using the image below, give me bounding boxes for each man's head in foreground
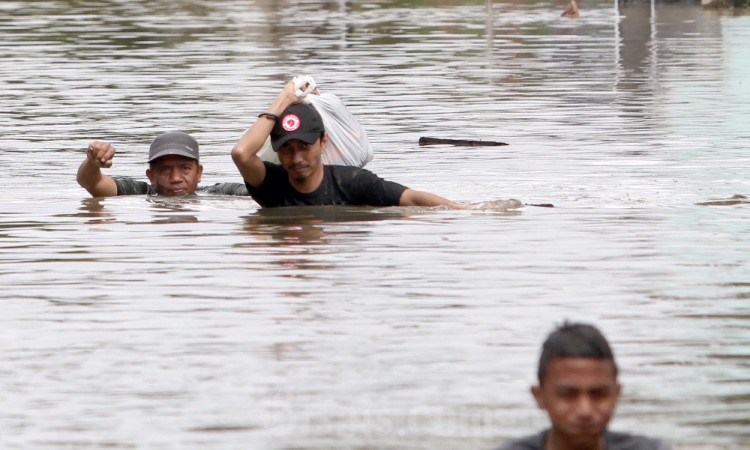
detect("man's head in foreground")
[146,131,204,196]
[531,322,621,450]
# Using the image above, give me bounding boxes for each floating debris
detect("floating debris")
[697,194,748,206]
[419,137,508,147]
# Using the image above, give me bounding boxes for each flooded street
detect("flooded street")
[1,0,749,448]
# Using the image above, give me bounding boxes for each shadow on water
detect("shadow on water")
[239,206,413,247]
[72,198,117,225]
[144,196,200,223]
[70,197,527,235]
[238,199,525,246]
[70,197,201,224]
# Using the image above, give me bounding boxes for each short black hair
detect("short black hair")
[537,322,618,384]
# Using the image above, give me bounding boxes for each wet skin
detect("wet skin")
[276,135,328,192]
[531,357,621,450]
[146,155,203,196]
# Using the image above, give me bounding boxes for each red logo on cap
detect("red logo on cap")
[282,114,301,132]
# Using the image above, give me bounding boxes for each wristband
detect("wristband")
[258,112,280,122]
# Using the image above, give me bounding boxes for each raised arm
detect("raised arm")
[232,81,302,187]
[76,140,118,197]
[399,188,466,209]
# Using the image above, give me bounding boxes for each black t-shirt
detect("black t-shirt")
[113,177,248,196]
[245,162,408,208]
[496,430,672,450]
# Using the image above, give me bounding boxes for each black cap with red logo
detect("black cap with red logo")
[270,103,325,152]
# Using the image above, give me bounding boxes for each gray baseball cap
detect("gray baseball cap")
[148,131,199,163]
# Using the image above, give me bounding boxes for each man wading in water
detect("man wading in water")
[232,80,465,208]
[77,131,248,197]
[496,322,671,450]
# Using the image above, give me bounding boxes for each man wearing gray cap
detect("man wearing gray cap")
[77,131,247,197]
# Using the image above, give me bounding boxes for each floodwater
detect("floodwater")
[1,0,749,448]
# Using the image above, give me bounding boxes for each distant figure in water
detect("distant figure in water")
[562,0,580,18]
[495,322,672,450]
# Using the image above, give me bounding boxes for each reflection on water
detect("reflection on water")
[1,0,749,449]
[72,198,116,224]
[241,206,413,246]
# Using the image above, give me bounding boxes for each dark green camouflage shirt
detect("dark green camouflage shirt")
[113,177,248,196]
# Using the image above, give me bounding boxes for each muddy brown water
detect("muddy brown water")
[1,1,749,448]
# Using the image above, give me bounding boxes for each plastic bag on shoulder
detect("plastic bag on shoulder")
[261,76,373,167]
[292,75,373,168]
[258,136,279,164]
[304,92,373,167]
